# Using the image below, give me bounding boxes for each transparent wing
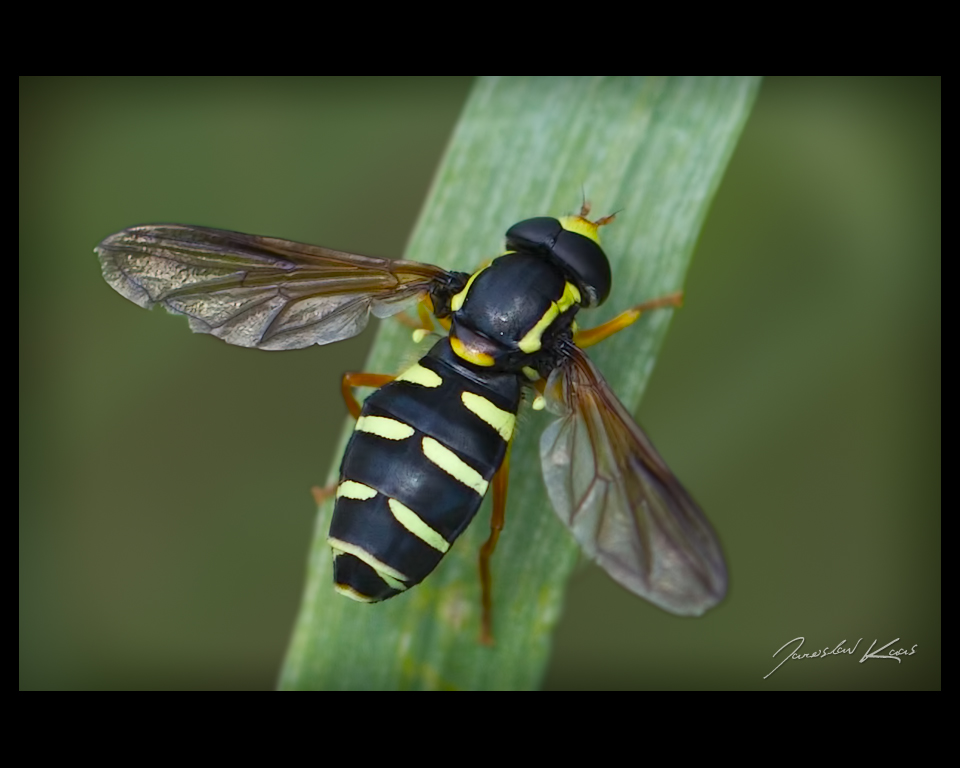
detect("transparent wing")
[540,344,727,616]
[95,224,459,350]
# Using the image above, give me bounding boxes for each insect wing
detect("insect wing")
[540,345,727,616]
[96,224,455,350]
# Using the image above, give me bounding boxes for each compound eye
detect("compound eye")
[551,230,611,306]
[505,218,563,252]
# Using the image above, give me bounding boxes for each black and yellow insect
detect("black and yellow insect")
[96,206,727,640]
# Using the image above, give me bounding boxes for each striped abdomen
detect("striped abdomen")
[328,338,522,603]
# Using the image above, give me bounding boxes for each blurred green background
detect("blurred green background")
[19,77,940,690]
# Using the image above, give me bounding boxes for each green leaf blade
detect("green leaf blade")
[280,76,760,690]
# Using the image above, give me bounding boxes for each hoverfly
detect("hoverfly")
[96,206,727,641]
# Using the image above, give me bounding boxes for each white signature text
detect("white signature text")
[764,637,917,679]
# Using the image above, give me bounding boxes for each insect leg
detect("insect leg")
[574,291,684,348]
[340,372,396,419]
[393,298,435,330]
[394,297,451,341]
[311,485,338,505]
[313,371,397,505]
[479,438,513,645]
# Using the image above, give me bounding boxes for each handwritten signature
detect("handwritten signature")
[764,637,917,679]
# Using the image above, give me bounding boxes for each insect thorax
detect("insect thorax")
[448,252,582,377]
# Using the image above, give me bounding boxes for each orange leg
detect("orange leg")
[413,298,451,340]
[479,440,512,645]
[574,291,684,348]
[393,312,423,330]
[313,370,396,505]
[311,484,337,505]
[340,371,396,420]
[417,300,435,332]
[395,296,451,340]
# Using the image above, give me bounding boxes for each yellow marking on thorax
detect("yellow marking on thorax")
[450,266,487,313]
[522,366,540,381]
[388,498,450,553]
[558,281,581,311]
[395,363,443,388]
[450,335,495,367]
[517,281,581,354]
[421,437,488,496]
[461,392,515,442]
[517,303,558,354]
[328,536,410,584]
[356,415,415,440]
[336,480,378,500]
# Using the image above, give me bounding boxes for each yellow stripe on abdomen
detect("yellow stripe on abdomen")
[336,480,378,500]
[395,363,443,388]
[333,582,378,603]
[461,392,515,442]
[328,536,410,587]
[356,415,415,441]
[387,498,450,553]
[421,437,488,496]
